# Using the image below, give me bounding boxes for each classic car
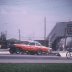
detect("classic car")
[9,41,52,55]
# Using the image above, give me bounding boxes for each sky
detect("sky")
[0,0,72,40]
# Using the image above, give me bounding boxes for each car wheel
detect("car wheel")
[66,52,71,58]
[15,48,21,54]
[37,50,42,55]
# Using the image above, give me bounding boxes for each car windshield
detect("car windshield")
[29,42,35,45]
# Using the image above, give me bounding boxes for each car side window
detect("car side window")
[29,42,35,46]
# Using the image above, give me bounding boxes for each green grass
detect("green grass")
[0,63,72,72]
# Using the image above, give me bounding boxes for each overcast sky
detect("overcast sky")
[0,0,72,40]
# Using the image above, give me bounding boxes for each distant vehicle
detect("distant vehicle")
[67,48,72,52]
[66,48,72,58]
[9,41,52,55]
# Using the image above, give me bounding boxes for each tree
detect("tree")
[0,32,6,41]
[0,32,7,49]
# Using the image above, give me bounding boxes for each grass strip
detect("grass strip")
[0,63,72,72]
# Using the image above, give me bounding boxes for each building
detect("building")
[47,21,72,50]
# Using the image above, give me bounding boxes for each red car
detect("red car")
[9,41,52,55]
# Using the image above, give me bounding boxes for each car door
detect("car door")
[28,42,36,51]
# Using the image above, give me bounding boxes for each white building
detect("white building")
[47,21,72,50]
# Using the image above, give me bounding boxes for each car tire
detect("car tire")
[15,48,22,54]
[66,52,71,58]
[37,50,42,55]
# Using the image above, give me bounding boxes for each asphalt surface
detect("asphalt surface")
[0,54,72,63]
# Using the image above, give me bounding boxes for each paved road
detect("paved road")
[0,55,72,63]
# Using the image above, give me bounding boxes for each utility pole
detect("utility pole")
[44,17,46,40]
[18,29,21,41]
[64,28,67,51]
[5,31,7,40]
[44,17,47,46]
